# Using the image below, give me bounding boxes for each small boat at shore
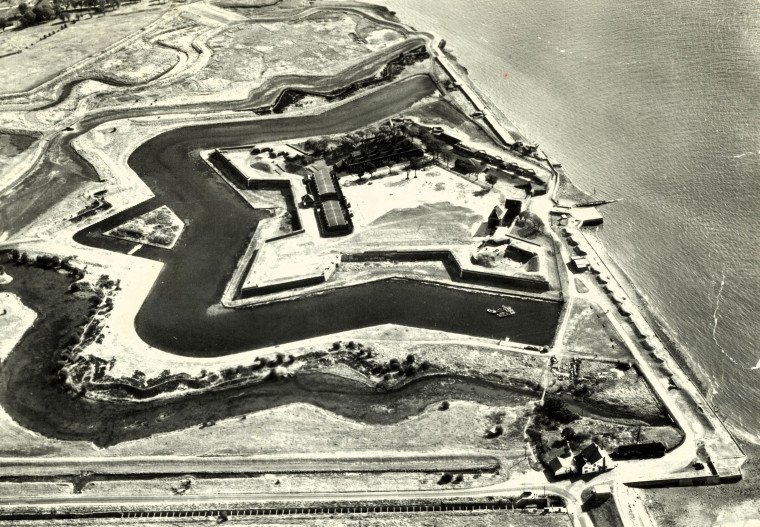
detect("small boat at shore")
[488,305,516,318]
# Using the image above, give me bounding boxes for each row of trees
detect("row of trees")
[2,0,122,31]
[16,1,59,28]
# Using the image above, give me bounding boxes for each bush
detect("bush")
[542,395,579,424]
[439,401,450,411]
[406,354,415,364]
[437,473,453,485]
[571,383,589,397]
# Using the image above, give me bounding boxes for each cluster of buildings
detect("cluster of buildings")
[430,130,548,196]
[549,442,615,478]
[487,198,523,230]
[336,134,423,174]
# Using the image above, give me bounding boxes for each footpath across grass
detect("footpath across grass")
[0,3,169,94]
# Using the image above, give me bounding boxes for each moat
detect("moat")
[74,75,562,357]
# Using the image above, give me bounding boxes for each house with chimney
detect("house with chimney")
[575,443,614,475]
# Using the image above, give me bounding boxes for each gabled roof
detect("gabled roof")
[321,200,347,228]
[549,455,574,471]
[580,443,604,464]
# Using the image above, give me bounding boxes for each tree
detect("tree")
[364,162,375,179]
[410,156,425,177]
[33,3,56,22]
[20,10,37,27]
[485,174,498,187]
[516,211,545,238]
[437,473,453,485]
[542,395,578,424]
[561,426,576,440]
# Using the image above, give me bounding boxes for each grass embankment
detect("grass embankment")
[529,353,684,467]
[561,298,631,360]
[549,359,667,423]
[553,168,593,205]
[0,253,94,453]
[104,205,183,248]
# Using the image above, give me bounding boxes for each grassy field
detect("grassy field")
[0,132,38,174]
[102,399,534,458]
[144,11,406,104]
[584,495,624,527]
[0,3,170,93]
[561,298,631,360]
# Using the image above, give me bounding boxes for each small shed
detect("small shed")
[572,256,590,272]
[593,484,612,496]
